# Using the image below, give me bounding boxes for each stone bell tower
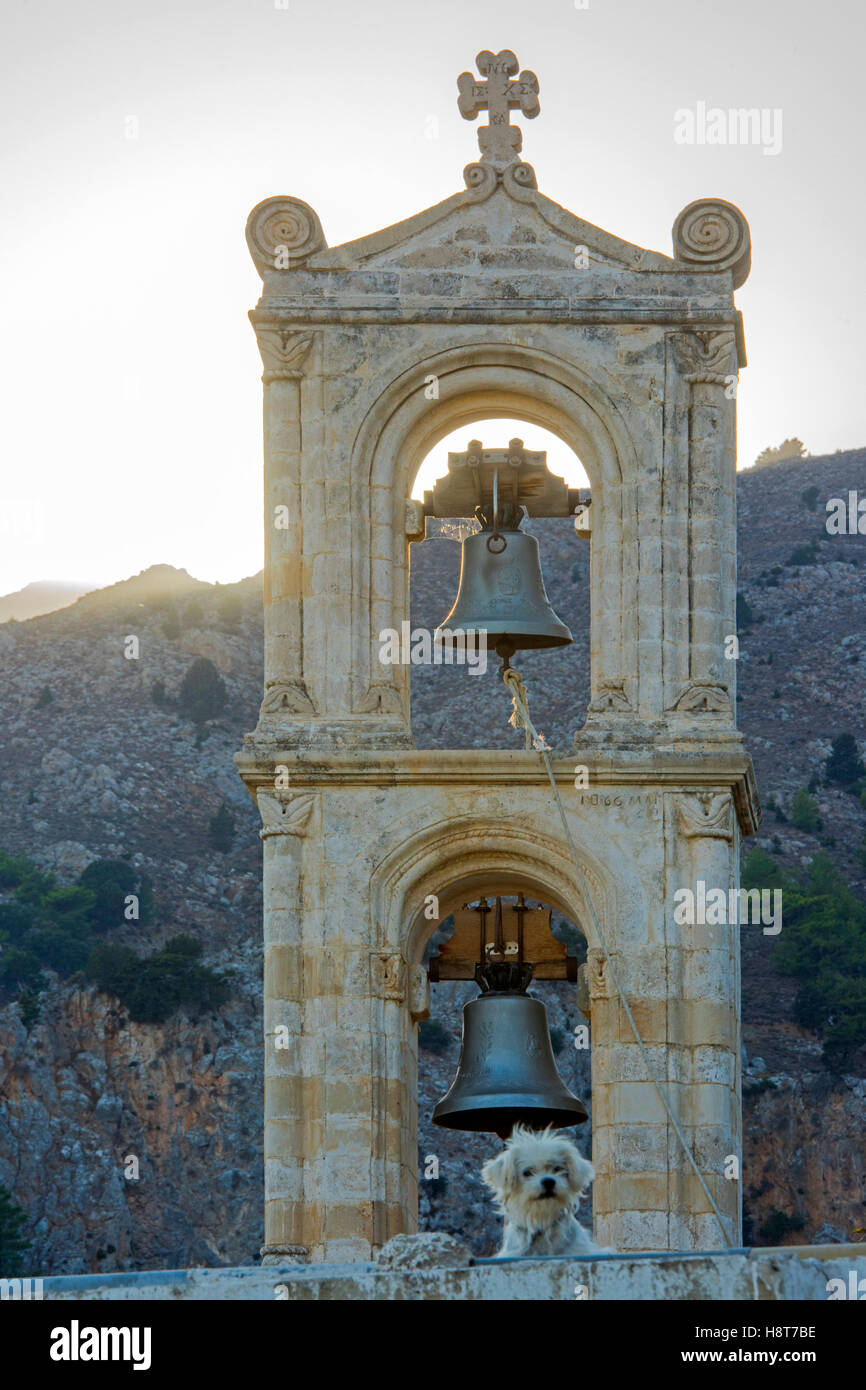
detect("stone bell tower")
[236,49,760,1264]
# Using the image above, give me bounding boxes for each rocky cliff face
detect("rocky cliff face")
[0,986,261,1272]
[1,449,865,1273]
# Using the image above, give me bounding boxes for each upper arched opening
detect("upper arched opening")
[409,415,590,750]
[411,417,591,505]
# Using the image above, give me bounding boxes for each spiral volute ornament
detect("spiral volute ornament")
[246,196,326,276]
[672,198,751,288]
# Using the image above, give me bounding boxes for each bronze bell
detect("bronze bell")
[432,964,589,1139]
[435,494,572,664]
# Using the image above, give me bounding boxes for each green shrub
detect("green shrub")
[217,593,243,628]
[208,802,235,853]
[0,1185,30,1276]
[747,850,866,1066]
[88,934,229,1024]
[549,1025,567,1056]
[78,859,152,931]
[758,1210,805,1243]
[0,947,45,993]
[801,485,819,512]
[790,788,820,832]
[736,593,754,627]
[178,657,226,724]
[741,848,787,890]
[0,850,152,1003]
[17,986,41,1027]
[825,733,865,787]
[418,1019,451,1052]
[787,542,818,567]
[35,686,54,708]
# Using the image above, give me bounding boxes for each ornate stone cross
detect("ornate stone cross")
[457,49,539,167]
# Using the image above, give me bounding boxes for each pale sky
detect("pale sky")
[1,0,863,594]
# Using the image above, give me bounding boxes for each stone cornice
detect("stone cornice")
[235,746,762,835]
[249,304,745,329]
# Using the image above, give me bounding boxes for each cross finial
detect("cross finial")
[457,49,540,168]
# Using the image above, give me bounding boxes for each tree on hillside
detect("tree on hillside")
[0,1185,30,1276]
[77,859,153,931]
[754,438,807,468]
[178,657,227,724]
[744,848,866,1068]
[208,801,236,853]
[217,593,243,628]
[88,934,230,1024]
[790,787,820,832]
[825,732,865,788]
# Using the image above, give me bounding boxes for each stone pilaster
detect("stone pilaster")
[258,789,316,1263]
[254,327,318,725]
[668,790,741,1248]
[669,331,739,720]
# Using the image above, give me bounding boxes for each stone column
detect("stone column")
[669,791,740,1248]
[670,331,738,718]
[253,327,318,723]
[258,788,316,1264]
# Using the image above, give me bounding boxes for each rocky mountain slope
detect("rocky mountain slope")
[1,449,865,1273]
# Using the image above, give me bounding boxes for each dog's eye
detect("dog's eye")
[551,1166,563,1174]
[522,1169,534,1178]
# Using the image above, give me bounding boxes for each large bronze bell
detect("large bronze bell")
[435,496,572,663]
[432,964,589,1139]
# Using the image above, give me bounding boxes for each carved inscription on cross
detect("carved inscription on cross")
[457,49,540,167]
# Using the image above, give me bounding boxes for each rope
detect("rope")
[503,663,735,1249]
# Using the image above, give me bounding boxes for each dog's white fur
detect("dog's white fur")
[481,1125,612,1258]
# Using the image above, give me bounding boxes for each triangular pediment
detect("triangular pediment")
[247,174,750,311]
[307,183,673,278]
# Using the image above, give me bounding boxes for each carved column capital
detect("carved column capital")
[675,792,733,842]
[257,790,316,839]
[255,328,317,385]
[667,680,731,715]
[260,681,317,718]
[370,951,407,1001]
[585,947,611,1000]
[671,330,737,386]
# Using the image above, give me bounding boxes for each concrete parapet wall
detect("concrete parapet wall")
[38,1248,866,1302]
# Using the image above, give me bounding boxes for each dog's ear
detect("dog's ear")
[481,1151,508,1197]
[482,1148,519,1198]
[560,1146,595,1196]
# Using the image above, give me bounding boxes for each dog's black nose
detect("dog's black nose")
[542,1177,556,1192]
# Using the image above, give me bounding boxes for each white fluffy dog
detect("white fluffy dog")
[481,1125,611,1258]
